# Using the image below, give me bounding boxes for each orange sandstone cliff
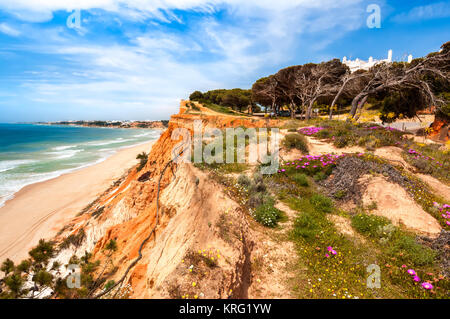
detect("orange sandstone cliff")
[52,103,283,298]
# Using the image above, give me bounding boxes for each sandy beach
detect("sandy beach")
[0,141,155,263]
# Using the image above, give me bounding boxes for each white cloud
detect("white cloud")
[392,2,450,23]
[0,23,21,36]
[0,0,369,120]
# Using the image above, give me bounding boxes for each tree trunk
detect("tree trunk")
[353,95,369,121]
[329,81,347,120]
[290,102,296,119]
[305,98,316,121]
[348,92,366,120]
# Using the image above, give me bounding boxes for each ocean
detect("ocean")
[0,124,161,207]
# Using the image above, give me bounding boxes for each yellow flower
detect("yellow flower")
[192,282,197,287]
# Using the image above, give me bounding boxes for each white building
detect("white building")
[343,50,413,72]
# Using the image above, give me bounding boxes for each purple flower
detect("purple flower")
[407,269,416,276]
[413,276,421,282]
[421,282,433,290]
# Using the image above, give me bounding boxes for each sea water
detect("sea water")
[0,123,161,207]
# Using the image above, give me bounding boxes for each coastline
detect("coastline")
[0,140,156,263]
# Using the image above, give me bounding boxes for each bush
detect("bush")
[316,129,332,139]
[387,234,436,266]
[254,203,283,227]
[310,194,333,214]
[292,212,322,240]
[237,174,251,187]
[334,135,350,148]
[282,133,309,153]
[136,152,148,172]
[291,173,309,187]
[313,171,327,181]
[351,213,390,238]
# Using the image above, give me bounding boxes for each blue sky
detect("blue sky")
[0,0,449,122]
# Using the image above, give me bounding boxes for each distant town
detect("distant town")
[39,120,169,129]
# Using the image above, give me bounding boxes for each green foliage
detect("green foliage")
[190,88,252,113]
[310,194,333,214]
[189,91,204,101]
[17,260,31,274]
[282,133,309,153]
[105,239,118,253]
[4,274,24,297]
[386,233,436,267]
[351,213,390,238]
[237,174,251,187]
[104,280,116,291]
[28,239,55,265]
[253,202,283,228]
[1,259,15,276]
[291,173,309,187]
[33,270,53,287]
[136,152,148,172]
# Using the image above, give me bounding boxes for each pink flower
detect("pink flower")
[331,250,337,255]
[401,265,407,268]
[325,254,330,258]
[327,246,333,252]
[407,269,416,276]
[421,282,433,290]
[446,221,450,226]
[413,276,420,282]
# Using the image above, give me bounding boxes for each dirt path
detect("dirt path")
[248,200,298,298]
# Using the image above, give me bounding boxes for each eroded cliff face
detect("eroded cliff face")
[53,107,276,298]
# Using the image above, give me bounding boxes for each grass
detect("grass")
[265,159,449,299]
[351,214,391,238]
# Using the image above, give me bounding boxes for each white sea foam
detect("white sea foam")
[86,138,134,147]
[0,160,35,173]
[51,145,78,151]
[0,130,161,208]
[46,149,82,160]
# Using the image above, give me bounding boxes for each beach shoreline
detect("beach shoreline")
[0,140,156,263]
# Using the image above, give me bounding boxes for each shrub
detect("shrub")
[282,133,309,153]
[316,129,332,139]
[291,173,309,187]
[253,203,283,227]
[237,174,251,187]
[387,234,436,266]
[313,171,327,181]
[136,152,148,172]
[333,190,347,200]
[334,135,350,148]
[292,212,322,240]
[248,192,272,209]
[351,213,390,238]
[310,194,333,214]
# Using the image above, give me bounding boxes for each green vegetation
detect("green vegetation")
[136,152,148,172]
[282,133,309,153]
[189,88,255,114]
[263,153,449,299]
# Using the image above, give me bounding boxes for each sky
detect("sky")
[0,0,449,122]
